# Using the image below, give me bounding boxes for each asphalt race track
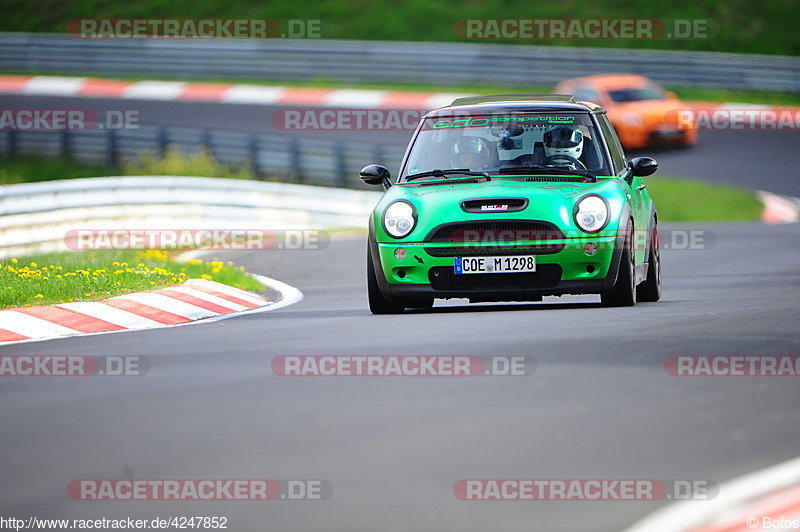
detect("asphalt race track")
[2,222,799,531]
[2,94,799,196]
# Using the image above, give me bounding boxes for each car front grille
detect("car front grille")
[424,244,564,257]
[425,221,564,243]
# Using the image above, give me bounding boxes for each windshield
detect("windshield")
[608,84,668,102]
[401,113,612,180]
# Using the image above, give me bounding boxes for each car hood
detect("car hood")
[374,177,629,242]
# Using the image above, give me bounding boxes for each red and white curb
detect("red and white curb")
[758,190,800,224]
[6,74,800,113]
[0,276,301,346]
[623,455,800,532]
[0,74,467,109]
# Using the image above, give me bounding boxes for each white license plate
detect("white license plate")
[454,255,536,274]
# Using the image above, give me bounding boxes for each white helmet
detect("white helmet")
[543,126,584,162]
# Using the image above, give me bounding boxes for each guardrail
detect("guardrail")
[1,33,798,92]
[0,125,405,188]
[0,176,381,257]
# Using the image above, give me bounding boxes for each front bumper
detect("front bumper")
[620,125,696,149]
[370,236,624,302]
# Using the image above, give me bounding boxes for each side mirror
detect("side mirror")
[360,164,391,188]
[628,157,658,177]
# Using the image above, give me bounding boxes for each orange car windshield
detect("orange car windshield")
[608,86,667,103]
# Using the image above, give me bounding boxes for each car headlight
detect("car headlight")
[383,201,417,238]
[575,195,609,233]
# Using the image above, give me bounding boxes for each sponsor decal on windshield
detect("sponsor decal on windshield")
[430,115,576,129]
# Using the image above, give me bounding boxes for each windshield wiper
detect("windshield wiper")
[405,168,491,181]
[497,165,596,181]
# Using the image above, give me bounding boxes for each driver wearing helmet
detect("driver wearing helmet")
[451,136,492,171]
[542,125,585,169]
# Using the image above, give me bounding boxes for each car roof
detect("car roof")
[425,94,605,118]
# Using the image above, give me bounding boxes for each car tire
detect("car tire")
[601,222,636,307]
[367,245,405,314]
[636,224,661,302]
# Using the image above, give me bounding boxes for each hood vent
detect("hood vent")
[523,175,592,183]
[416,178,483,187]
[461,198,528,213]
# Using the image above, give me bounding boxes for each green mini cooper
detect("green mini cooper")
[361,94,661,314]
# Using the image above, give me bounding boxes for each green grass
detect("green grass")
[0,155,117,185]
[1,0,797,55]
[647,176,763,222]
[668,87,800,107]
[124,148,254,179]
[0,149,254,186]
[0,249,263,309]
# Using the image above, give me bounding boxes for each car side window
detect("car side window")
[597,114,627,173]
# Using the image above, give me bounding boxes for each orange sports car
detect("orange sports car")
[555,74,697,150]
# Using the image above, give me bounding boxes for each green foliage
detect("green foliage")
[0,250,263,309]
[647,177,763,221]
[2,0,797,55]
[0,149,254,186]
[123,148,254,179]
